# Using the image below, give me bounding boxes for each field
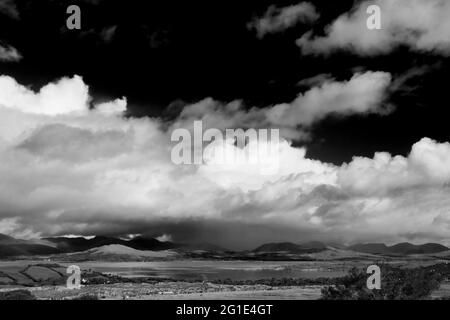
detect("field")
[1,257,450,300]
[0,259,332,300]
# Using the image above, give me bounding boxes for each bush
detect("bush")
[72,294,99,300]
[0,290,36,300]
[321,264,445,300]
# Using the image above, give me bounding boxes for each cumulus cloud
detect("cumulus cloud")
[249,2,319,38]
[338,138,450,195]
[95,97,127,115]
[0,74,449,249]
[264,71,392,126]
[297,0,450,56]
[173,71,391,140]
[0,75,89,115]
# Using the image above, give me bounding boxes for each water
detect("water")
[73,260,349,281]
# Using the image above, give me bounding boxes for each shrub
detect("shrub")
[321,264,445,300]
[0,290,36,300]
[72,294,99,300]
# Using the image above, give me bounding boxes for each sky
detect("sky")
[0,0,450,250]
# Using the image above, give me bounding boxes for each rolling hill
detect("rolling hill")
[348,242,449,255]
[347,243,390,254]
[252,242,327,254]
[0,234,13,241]
[250,241,450,257]
[60,245,179,262]
[0,234,60,257]
[301,247,380,260]
[1,232,449,260]
[0,234,180,258]
[43,235,178,253]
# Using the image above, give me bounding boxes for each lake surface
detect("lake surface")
[73,260,350,281]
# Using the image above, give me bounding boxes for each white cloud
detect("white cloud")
[95,97,127,115]
[156,234,173,242]
[0,74,449,248]
[173,71,391,140]
[0,44,22,62]
[338,138,450,195]
[297,0,450,56]
[249,2,319,38]
[265,71,392,127]
[0,75,89,115]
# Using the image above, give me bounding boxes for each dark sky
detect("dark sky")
[1,0,449,164]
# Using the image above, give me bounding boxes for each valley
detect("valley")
[2,233,450,300]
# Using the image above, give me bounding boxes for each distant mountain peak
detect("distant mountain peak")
[348,242,449,255]
[43,234,178,253]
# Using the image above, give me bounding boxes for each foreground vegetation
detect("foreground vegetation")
[0,290,36,300]
[2,262,450,300]
[321,263,450,300]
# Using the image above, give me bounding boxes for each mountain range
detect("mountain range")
[0,234,178,257]
[0,234,60,257]
[42,235,177,253]
[0,233,449,258]
[347,242,449,255]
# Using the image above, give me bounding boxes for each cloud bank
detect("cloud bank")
[0,74,449,249]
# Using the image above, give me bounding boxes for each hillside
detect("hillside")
[44,235,178,253]
[0,243,60,257]
[302,247,379,261]
[0,234,60,257]
[60,245,179,262]
[0,234,180,258]
[1,232,449,260]
[347,243,389,254]
[389,243,449,255]
[252,242,327,254]
[0,234,13,241]
[348,242,449,255]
